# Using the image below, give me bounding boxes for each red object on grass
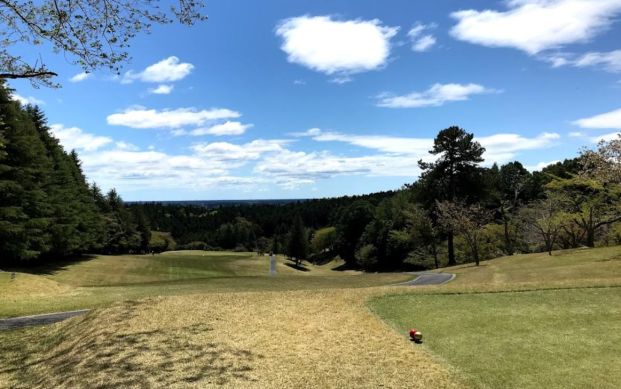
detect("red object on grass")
[409,329,423,342]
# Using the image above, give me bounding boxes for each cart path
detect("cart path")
[400,272,455,286]
[1,273,453,331]
[0,309,90,331]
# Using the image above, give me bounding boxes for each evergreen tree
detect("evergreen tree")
[417,126,485,266]
[0,84,53,262]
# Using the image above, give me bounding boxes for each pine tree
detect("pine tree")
[0,84,54,262]
[417,126,485,266]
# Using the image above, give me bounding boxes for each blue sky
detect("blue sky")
[9,0,621,200]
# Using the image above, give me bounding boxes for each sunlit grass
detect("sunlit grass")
[369,287,621,389]
[0,252,409,318]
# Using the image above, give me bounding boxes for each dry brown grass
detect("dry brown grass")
[1,288,463,388]
[0,271,72,298]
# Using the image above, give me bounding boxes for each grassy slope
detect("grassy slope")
[0,251,409,318]
[2,247,620,388]
[369,246,621,389]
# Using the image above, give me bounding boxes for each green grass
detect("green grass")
[370,288,621,389]
[441,246,621,290]
[369,245,621,389]
[2,246,621,387]
[1,251,409,318]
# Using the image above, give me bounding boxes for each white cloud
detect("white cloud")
[254,147,430,188]
[149,84,174,94]
[450,0,621,55]
[275,15,398,79]
[191,121,253,136]
[295,128,559,165]
[50,124,112,152]
[294,128,432,155]
[12,93,45,106]
[192,139,288,161]
[69,72,91,82]
[525,160,561,172]
[574,50,621,72]
[590,131,621,143]
[408,23,437,52]
[477,132,561,163]
[107,107,241,129]
[377,83,495,108]
[122,56,194,83]
[543,50,621,73]
[115,141,139,151]
[573,107,621,129]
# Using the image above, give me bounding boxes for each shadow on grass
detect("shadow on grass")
[2,254,98,276]
[285,262,310,272]
[0,300,262,388]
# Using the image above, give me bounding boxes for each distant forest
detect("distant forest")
[2,82,620,270]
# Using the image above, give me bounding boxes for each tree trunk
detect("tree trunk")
[447,231,455,266]
[503,214,513,255]
[586,227,595,248]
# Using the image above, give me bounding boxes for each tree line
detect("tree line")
[0,83,150,265]
[2,80,620,270]
[136,128,621,271]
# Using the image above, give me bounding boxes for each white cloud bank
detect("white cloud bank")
[122,56,194,84]
[450,0,621,54]
[275,15,398,80]
[107,107,241,129]
[377,83,495,108]
[573,107,621,129]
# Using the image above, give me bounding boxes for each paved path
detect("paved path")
[0,309,90,331]
[400,272,455,286]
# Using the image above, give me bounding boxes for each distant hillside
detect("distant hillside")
[128,199,309,209]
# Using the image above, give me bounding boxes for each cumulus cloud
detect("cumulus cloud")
[450,0,621,55]
[407,23,437,52]
[12,93,44,106]
[573,107,621,129]
[50,124,113,152]
[191,121,253,136]
[149,84,174,95]
[107,107,241,129]
[275,15,398,79]
[69,72,91,82]
[377,83,495,108]
[122,56,194,84]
